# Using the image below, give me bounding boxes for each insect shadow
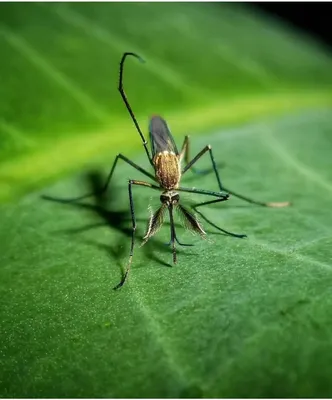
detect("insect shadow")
[42,170,200,277]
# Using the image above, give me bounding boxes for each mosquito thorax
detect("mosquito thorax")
[160,192,180,205]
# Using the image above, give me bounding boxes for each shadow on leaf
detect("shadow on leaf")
[41,170,200,279]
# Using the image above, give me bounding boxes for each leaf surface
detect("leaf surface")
[1,110,332,397]
[1,3,332,398]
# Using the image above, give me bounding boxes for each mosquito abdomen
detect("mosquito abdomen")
[154,151,181,190]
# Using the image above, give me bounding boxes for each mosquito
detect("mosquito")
[46,52,290,290]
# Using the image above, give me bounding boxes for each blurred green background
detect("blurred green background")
[1,2,332,398]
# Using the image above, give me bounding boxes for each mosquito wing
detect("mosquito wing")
[149,115,179,157]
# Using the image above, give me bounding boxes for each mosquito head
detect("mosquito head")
[160,191,179,206]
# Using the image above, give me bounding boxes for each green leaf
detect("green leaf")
[2,110,332,397]
[1,3,332,398]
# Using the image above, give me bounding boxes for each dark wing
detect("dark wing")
[149,116,178,157]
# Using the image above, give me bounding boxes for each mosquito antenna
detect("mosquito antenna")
[118,52,153,165]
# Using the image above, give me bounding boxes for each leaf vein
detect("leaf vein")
[0,25,109,122]
[262,126,332,194]
[52,5,206,99]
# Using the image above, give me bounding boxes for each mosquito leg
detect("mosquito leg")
[220,186,291,208]
[180,136,223,176]
[175,237,194,246]
[118,52,154,166]
[193,199,247,238]
[113,179,159,290]
[164,238,194,247]
[177,186,229,200]
[182,142,290,208]
[42,154,156,203]
[182,144,223,190]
